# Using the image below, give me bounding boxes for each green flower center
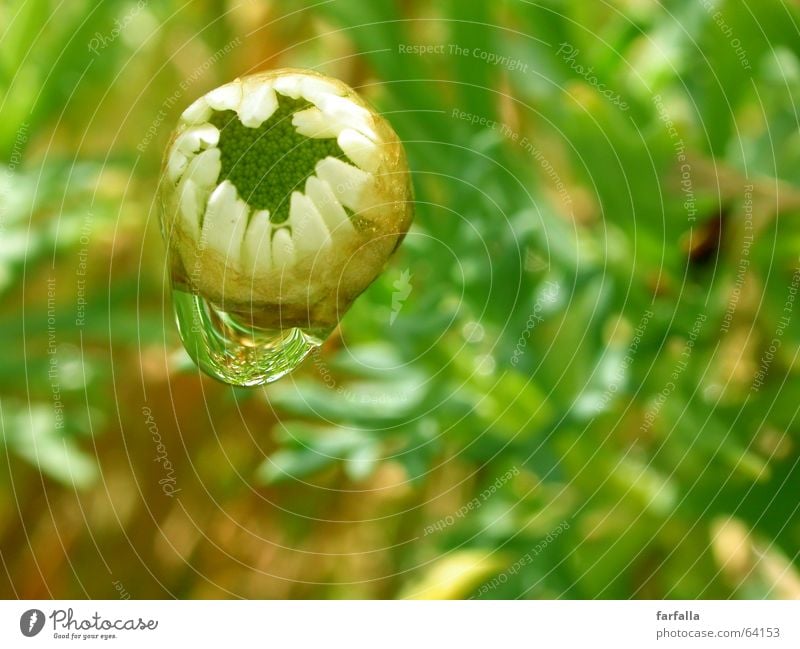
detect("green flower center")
[209,96,346,224]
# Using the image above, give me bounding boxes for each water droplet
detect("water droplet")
[171,289,331,386]
[159,69,414,386]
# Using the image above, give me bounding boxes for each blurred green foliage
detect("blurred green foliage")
[1,0,800,599]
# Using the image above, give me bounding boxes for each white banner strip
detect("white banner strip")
[0,600,797,648]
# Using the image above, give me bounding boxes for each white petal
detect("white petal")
[183,147,221,189]
[292,107,341,139]
[315,94,378,141]
[272,74,304,99]
[299,76,343,105]
[314,157,372,211]
[203,180,236,227]
[175,124,219,154]
[167,148,189,183]
[202,181,248,266]
[337,128,380,172]
[304,176,353,236]
[181,97,212,124]
[177,178,202,239]
[242,210,273,276]
[288,191,330,254]
[272,227,295,269]
[238,80,278,128]
[205,81,242,112]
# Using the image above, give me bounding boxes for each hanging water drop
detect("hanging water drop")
[159,69,413,386]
